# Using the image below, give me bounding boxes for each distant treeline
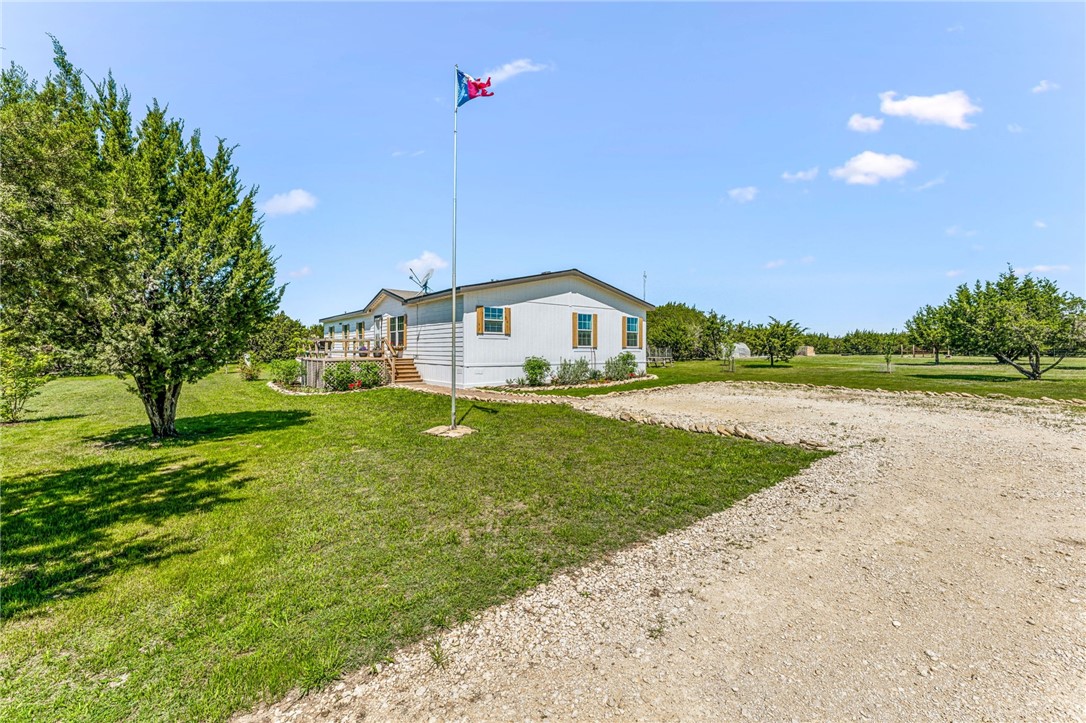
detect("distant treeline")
[646,302,910,361]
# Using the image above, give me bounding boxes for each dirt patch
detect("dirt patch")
[237,383,1085,721]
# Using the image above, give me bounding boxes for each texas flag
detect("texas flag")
[456,69,494,107]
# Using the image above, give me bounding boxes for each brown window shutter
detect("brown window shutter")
[571,312,577,347]
[621,316,628,348]
[476,306,484,335]
[504,307,511,336]
[402,315,408,348]
[638,318,644,348]
[592,314,598,348]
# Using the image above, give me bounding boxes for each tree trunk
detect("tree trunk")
[994,352,1040,380]
[138,382,183,437]
[934,346,941,364]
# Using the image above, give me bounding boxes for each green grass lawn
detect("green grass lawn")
[534,355,1086,399]
[0,371,824,721]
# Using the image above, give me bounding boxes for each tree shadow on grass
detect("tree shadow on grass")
[903,372,1030,383]
[1,457,253,620]
[86,410,312,449]
[742,363,793,369]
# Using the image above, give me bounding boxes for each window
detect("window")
[483,306,505,334]
[476,306,510,335]
[577,313,593,347]
[626,317,640,348]
[388,315,406,348]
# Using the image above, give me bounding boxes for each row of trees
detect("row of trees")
[648,266,1083,380]
[1,41,281,435]
[646,304,807,366]
[906,267,1084,379]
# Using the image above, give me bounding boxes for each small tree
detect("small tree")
[942,267,1085,379]
[249,311,309,363]
[748,317,805,367]
[0,337,52,422]
[881,329,898,373]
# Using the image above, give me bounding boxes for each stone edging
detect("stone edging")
[266,381,385,396]
[486,374,659,393]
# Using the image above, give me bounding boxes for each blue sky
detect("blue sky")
[5,2,1083,334]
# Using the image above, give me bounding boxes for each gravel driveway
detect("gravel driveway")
[239,383,1086,721]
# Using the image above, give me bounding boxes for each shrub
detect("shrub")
[327,361,385,391]
[553,357,591,385]
[238,356,262,381]
[0,341,52,422]
[269,359,302,386]
[352,361,384,389]
[603,352,637,380]
[522,356,551,386]
[323,361,355,391]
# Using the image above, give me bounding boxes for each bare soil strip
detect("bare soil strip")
[239,384,1085,721]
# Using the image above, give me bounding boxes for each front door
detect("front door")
[373,315,383,348]
[389,315,406,349]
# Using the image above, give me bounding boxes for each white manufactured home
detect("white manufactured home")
[318,269,654,387]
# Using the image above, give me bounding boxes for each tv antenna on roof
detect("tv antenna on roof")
[409,267,434,294]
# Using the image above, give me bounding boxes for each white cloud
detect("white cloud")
[914,174,946,191]
[1031,80,1060,94]
[946,24,964,33]
[799,255,815,265]
[727,186,758,203]
[391,150,425,158]
[1033,219,1047,229]
[397,250,448,275]
[485,58,551,85]
[781,167,819,182]
[878,90,981,129]
[945,270,964,278]
[1015,264,1070,274]
[764,259,786,269]
[829,151,918,185]
[847,114,884,133]
[945,225,977,238]
[1007,123,1025,133]
[262,189,318,217]
[970,243,984,252]
[288,265,311,279]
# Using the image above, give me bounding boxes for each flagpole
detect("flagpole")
[450,65,459,429]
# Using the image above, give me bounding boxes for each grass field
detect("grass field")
[532,355,1086,399]
[0,371,823,721]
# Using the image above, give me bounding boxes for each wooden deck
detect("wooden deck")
[298,334,419,387]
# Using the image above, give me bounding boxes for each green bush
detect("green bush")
[603,352,638,380]
[325,361,385,391]
[323,361,355,391]
[553,357,591,385]
[352,362,384,389]
[0,340,52,422]
[269,359,302,386]
[522,356,551,386]
[238,357,262,381]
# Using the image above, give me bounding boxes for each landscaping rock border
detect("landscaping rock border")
[486,374,659,393]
